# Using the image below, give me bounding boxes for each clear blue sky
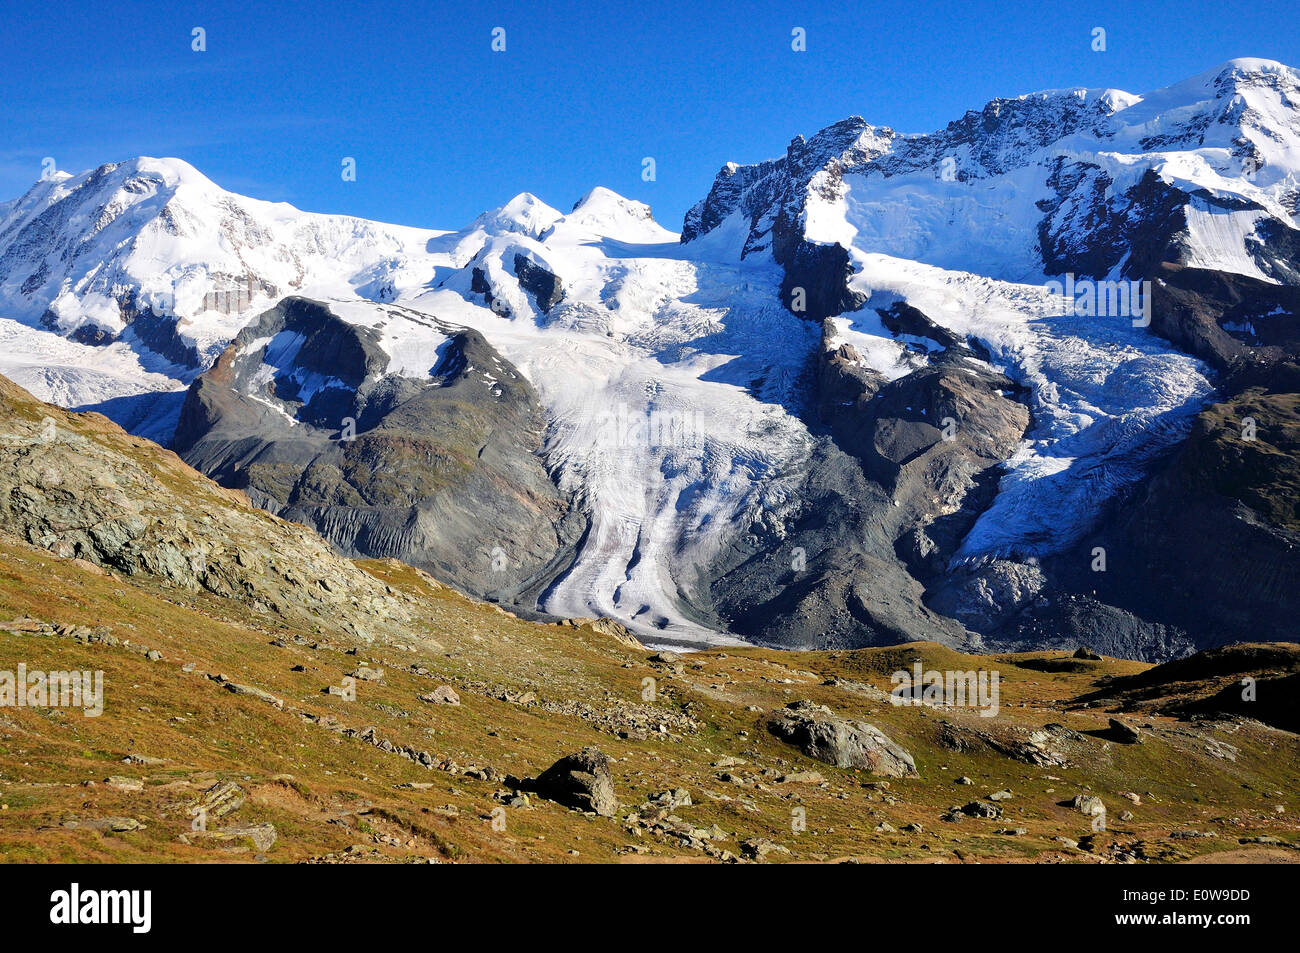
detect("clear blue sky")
[3,0,1299,232]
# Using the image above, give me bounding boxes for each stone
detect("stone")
[778,770,825,784]
[1108,718,1142,743]
[528,748,618,817]
[1070,794,1106,817]
[645,788,692,810]
[419,685,461,706]
[740,837,789,860]
[104,776,143,793]
[68,816,143,832]
[961,800,1003,819]
[190,780,245,819]
[224,682,284,708]
[767,700,917,777]
[186,822,277,852]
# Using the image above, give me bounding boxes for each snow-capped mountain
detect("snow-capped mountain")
[3,58,1299,658]
[0,157,447,436]
[0,156,444,357]
[684,57,1300,285]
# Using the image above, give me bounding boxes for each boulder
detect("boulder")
[767,700,916,777]
[1070,794,1106,817]
[185,822,277,852]
[961,800,1003,819]
[740,837,789,861]
[1107,717,1141,743]
[528,748,618,817]
[419,685,461,706]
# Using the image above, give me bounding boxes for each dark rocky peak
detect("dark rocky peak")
[234,297,389,391]
[878,88,1121,180]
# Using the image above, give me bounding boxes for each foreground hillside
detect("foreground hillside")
[0,376,1296,863]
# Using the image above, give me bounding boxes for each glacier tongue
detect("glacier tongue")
[401,241,818,648]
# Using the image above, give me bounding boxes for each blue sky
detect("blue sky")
[3,0,1299,231]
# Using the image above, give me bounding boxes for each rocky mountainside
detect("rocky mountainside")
[172,296,585,608]
[0,373,406,642]
[684,58,1300,286]
[1,373,1297,863]
[2,59,1300,658]
[679,58,1300,657]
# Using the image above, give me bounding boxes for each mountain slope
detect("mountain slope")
[172,296,585,607]
[2,372,1298,863]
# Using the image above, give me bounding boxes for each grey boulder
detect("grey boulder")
[767,701,917,777]
[529,748,618,817]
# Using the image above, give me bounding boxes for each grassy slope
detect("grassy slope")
[1,541,1297,864]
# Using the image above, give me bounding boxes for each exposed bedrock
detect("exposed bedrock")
[778,240,868,322]
[1055,370,1300,648]
[704,303,1035,651]
[1150,263,1300,371]
[698,440,972,650]
[174,297,585,611]
[512,254,564,313]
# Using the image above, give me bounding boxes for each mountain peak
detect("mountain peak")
[553,186,673,242]
[570,185,644,215]
[474,192,562,239]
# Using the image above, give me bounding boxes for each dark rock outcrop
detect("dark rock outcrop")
[513,254,564,313]
[1150,263,1300,371]
[525,748,618,816]
[173,297,585,611]
[1050,374,1300,650]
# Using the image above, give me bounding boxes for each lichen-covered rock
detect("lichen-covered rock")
[419,685,461,706]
